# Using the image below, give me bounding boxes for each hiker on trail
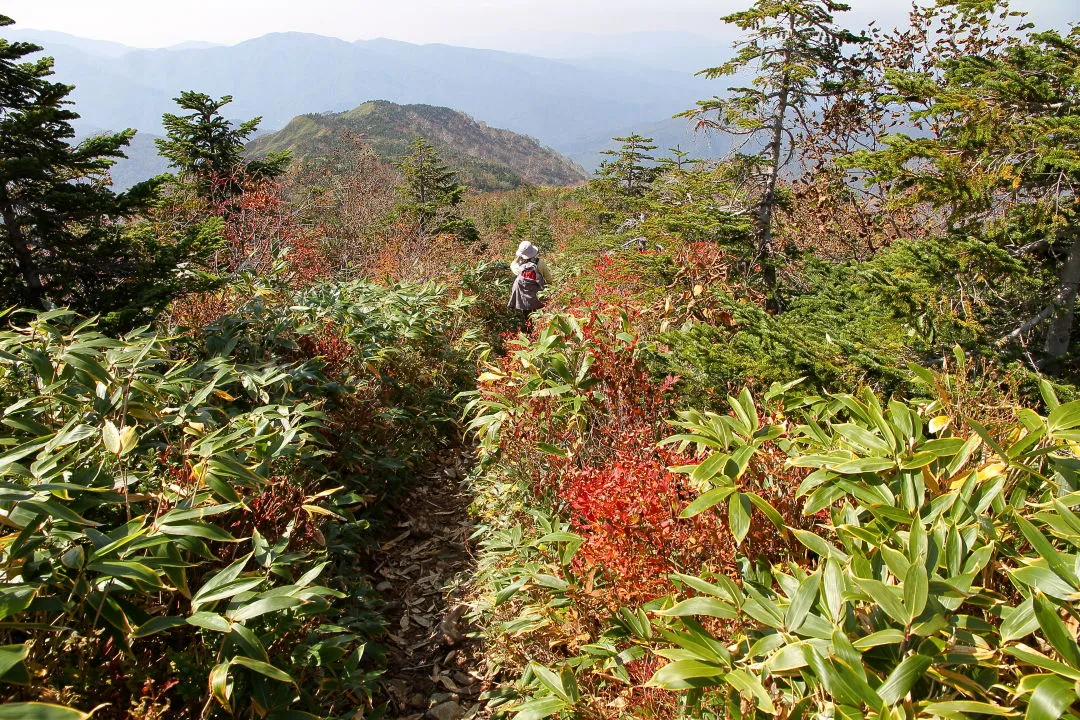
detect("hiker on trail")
[508,241,551,315]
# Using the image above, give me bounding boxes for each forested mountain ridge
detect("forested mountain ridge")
[246,101,588,190]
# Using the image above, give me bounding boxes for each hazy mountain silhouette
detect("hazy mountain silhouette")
[12,27,722,174]
[5,28,139,57]
[564,117,735,171]
[468,30,735,73]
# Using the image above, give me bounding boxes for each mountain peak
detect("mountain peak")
[248,101,588,190]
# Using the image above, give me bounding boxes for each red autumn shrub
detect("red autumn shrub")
[166,287,242,330]
[162,172,335,331]
[478,305,734,602]
[296,319,354,377]
[209,174,331,285]
[561,433,729,605]
[478,303,820,607]
[591,253,646,300]
[481,303,669,486]
[216,478,328,557]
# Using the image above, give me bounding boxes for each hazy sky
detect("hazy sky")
[3,0,1075,49]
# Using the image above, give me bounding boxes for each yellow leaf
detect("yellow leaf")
[102,420,121,455]
[119,425,139,456]
[922,465,941,494]
[949,469,976,491]
[928,416,951,434]
[306,487,343,500]
[213,390,236,401]
[977,463,1007,481]
[302,504,345,521]
[209,661,232,711]
[478,372,505,383]
[693,284,704,297]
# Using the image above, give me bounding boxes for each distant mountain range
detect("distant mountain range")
[562,116,736,175]
[469,30,736,73]
[8,26,731,179]
[93,130,167,190]
[247,101,589,190]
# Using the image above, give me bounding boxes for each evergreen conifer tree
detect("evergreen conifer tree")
[0,16,213,324]
[511,213,555,251]
[596,134,658,198]
[845,13,1080,357]
[157,91,289,202]
[393,137,477,241]
[683,0,866,293]
[658,145,697,173]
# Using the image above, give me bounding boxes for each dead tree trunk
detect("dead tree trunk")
[1044,227,1080,357]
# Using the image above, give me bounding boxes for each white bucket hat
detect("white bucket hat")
[515,241,539,260]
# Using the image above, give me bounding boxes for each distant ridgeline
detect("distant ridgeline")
[245,100,590,191]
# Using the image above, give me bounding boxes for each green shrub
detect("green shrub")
[650,237,1043,404]
[635,377,1080,718]
[0,274,486,718]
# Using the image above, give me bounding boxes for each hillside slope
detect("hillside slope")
[247,101,589,190]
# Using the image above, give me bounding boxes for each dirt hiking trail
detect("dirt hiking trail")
[370,448,495,720]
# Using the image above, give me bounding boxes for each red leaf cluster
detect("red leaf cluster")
[481,302,818,607]
[209,174,330,285]
[296,320,353,377]
[561,436,728,605]
[481,305,733,604]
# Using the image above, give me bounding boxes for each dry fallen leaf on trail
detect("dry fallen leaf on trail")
[439,605,469,646]
[381,529,412,550]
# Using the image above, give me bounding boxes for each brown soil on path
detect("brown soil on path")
[369,448,493,720]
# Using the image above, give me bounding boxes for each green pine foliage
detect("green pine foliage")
[652,236,1043,403]
[0,17,215,328]
[844,19,1080,356]
[640,159,755,250]
[596,134,659,200]
[158,91,290,201]
[394,137,479,242]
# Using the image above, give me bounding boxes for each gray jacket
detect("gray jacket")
[508,259,546,312]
